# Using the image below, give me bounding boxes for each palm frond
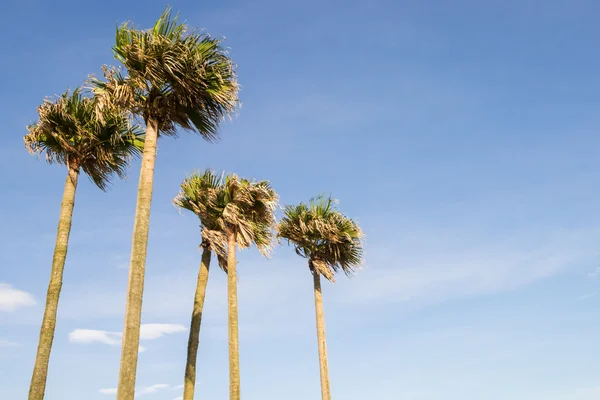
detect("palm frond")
[25,88,144,190]
[91,7,239,140]
[174,169,279,270]
[277,195,364,282]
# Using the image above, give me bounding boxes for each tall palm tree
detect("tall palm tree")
[175,171,277,400]
[219,174,278,400]
[24,89,143,400]
[91,9,239,399]
[277,196,364,400]
[173,170,227,400]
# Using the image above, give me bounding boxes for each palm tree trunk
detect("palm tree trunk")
[227,228,241,400]
[28,166,79,400]
[183,246,212,400]
[313,271,331,400]
[117,119,159,400]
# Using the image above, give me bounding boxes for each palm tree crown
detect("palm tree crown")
[92,7,239,138]
[174,170,279,264]
[278,196,364,281]
[174,169,227,267]
[24,88,143,190]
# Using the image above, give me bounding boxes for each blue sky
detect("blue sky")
[1,0,600,398]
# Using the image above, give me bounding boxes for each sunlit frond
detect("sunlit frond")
[278,195,364,282]
[91,7,239,140]
[174,169,278,270]
[24,88,144,190]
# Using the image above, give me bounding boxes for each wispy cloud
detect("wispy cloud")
[68,329,121,345]
[545,386,600,400]
[170,385,184,391]
[0,338,19,347]
[340,227,600,309]
[576,293,596,301]
[140,324,186,340]
[0,283,35,311]
[69,324,186,352]
[137,384,170,395]
[99,384,172,396]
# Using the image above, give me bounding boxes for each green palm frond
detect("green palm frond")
[278,195,364,282]
[174,169,279,269]
[25,88,144,191]
[91,7,239,140]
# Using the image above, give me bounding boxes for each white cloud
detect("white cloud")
[140,324,186,340]
[68,329,147,352]
[0,338,19,347]
[68,329,121,346]
[69,324,185,353]
[0,283,35,311]
[170,384,184,391]
[137,384,170,395]
[173,397,183,400]
[99,384,171,396]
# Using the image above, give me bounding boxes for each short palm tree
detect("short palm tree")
[91,9,238,399]
[173,170,227,400]
[24,89,143,400]
[277,196,364,400]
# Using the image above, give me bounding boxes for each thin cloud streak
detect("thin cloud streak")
[99,384,173,397]
[340,227,600,308]
[69,324,186,353]
[575,293,596,301]
[0,338,20,347]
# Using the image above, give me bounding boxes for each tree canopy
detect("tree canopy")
[278,196,364,281]
[92,7,239,139]
[24,88,143,190]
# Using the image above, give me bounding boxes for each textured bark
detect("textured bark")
[227,228,241,400]
[28,166,79,400]
[183,246,212,400]
[117,120,158,400]
[313,271,331,400]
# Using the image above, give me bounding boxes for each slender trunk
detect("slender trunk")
[227,227,240,400]
[313,270,331,400]
[28,166,79,400]
[117,119,159,400]
[183,246,212,400]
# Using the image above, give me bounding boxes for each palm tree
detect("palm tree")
[220,174,277,400]
[277,196,364,400]
[24,89,143,400]
[173,170,227,400]
[91,9,239,399]
[175,170,277,400]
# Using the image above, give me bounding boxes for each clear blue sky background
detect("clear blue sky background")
[1,0,600,399]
